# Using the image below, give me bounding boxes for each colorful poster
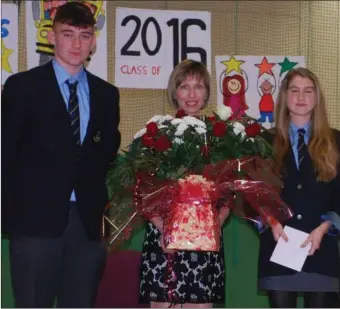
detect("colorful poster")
[1,2,19,86]
[25,0,107,80]
[115,7,211,89]
[215,55,305,128]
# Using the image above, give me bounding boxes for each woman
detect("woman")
[139,60,230,308]
[258,67,340,308]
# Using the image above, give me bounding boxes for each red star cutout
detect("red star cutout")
[255,57,275,77]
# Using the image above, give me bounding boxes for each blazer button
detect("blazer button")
[297,214,302,220]
[297,184,303,189]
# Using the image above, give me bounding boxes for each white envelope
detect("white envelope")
[270,225,311,272]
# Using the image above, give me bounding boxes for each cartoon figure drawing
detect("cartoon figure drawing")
[222,75,248,118]
[31,0,106,66]
[1,18,14,74]
[255,57,276,124]
[220,56,249,119]
[257,76,276,123]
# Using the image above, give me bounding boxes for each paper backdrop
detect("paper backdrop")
[25,0,108,80]
[115,7,211,89]
[215,55,305,128]
[1,2,19,86]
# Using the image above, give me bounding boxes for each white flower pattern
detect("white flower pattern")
[139,222,225,303]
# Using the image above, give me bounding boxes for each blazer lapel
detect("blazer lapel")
[42,61,68,111]
[281,146,297,180]
[41,63,101,147]
[41,61,73,135]
[82,71,99,147]
[299,150,313,175]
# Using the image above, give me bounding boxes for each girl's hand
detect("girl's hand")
[271,222,288,242]
[301,221,331,256]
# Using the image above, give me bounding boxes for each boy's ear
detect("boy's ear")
[47,29,56,45]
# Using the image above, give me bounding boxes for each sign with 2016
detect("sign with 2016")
[115,7,211,89]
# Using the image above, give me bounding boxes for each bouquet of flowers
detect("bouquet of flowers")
[104,105,293,251]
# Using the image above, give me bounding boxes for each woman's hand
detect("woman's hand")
[271,222,288,242]
[218,206,230,227]
[150,216,176,254]
[150,216,163,234]
[301,221,332,256]
[159,234,176,254]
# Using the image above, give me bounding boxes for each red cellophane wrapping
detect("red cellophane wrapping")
[163,175,220,252]
[131,157,293,252]
[202,157,293,227]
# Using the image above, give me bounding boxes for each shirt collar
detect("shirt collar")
[289,121,312,140]
[52,59,87,85]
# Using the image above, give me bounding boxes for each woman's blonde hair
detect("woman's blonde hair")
[167,59,211,109]
[274,67,339,181]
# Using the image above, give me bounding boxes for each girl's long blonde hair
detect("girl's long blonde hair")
[274,67,339,182]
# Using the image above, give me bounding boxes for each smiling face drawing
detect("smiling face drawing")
[227,78,241,94]
[261,80,273,94]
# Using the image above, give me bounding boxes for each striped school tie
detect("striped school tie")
[66,80,80,146]
[297,128,307,168]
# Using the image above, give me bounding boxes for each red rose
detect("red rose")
[154,135,171,152]
[146,122,158,137]
[207,115,216,122]
[245,123,261,137]
[212,121,227,137]
[142,134,155,147]
[175,110,187,118]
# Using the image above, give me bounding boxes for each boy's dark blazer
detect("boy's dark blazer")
[1,61,121,240]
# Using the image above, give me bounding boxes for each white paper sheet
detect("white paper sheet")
[115,7,211,89]
[270,225,311,272]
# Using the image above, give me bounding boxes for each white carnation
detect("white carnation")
[161,115,174,122]
[174,122,188,136]
[133,128,146,139]
[171,118,185,125]
[195,127,207,135]
[183,116,206,127]
[177,122,188,132]
[233,122,246,137]
[216,105,232,121]
[174,129,185,136]
[146,115,163,124]
[147,114,174,124]
[173,137,184,144]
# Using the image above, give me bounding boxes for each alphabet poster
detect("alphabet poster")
[25,0,108,80]
[1,2,19,86]
[215,55,305,128]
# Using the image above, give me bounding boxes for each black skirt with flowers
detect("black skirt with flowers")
[139,222,225,304]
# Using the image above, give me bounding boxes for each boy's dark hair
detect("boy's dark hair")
[53,1,96,29]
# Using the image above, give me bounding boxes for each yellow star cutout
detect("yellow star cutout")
[221,56,245,74]
[1,40,14,74]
